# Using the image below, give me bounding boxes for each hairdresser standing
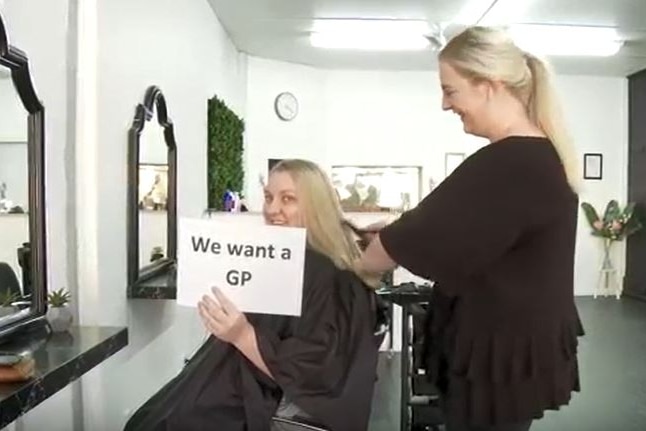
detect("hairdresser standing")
[359,27,583,431]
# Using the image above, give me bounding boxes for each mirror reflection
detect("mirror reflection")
[138,115,168,270]
[0,63,31,323]
[331,166,421,213]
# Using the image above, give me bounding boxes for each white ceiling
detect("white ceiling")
[207,0,646,76]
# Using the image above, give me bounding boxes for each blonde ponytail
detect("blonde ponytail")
[525,54,580,192]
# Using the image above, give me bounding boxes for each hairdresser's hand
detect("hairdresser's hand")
[198,287,251,345]
[363,220,389,232]
[359,220,389,242]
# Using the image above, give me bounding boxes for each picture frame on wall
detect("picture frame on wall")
[583,153,603,180]
[444,152,465,178]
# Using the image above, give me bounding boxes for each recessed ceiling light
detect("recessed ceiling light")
[310,19,431,51]
[452,0,622,56]
[509,24,623,57]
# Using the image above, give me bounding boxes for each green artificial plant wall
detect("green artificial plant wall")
[207,95,245,209]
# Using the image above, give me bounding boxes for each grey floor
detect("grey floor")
[369,297,646,431]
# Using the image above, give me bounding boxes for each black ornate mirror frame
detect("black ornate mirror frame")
[0,12,48,341]
[127,86,177,292]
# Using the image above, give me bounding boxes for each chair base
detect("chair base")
[271,416,328,431]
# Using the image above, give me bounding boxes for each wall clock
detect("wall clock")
[274,92,298,121]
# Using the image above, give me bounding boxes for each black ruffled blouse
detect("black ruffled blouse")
[381,136,584,426]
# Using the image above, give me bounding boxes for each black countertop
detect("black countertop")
[0,326,128,428]
[129,271,177,300]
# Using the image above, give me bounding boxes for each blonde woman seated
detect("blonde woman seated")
[124,159,383,431]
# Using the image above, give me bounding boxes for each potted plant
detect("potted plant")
[581,200,642,296]
[0,290,19,318]
[581,200,642,241]
[46,288,73,333]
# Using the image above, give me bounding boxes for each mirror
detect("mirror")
[0,11,48,342]
[0,64,28,321]
[127,86,177,294]
[138,123,168,267]
[331,165,422,213]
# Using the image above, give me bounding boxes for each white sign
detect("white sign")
[177,217,307,316]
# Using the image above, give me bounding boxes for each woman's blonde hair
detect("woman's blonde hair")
[270,159,379,288]
[439,26,580,192]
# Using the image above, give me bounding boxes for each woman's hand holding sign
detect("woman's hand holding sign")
[198,287,249,344]
[198,287,274,378]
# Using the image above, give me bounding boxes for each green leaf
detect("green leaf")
[603,200,621,223]
[581,202,600,228]
[0,290,20,306]
[583,200,643,241]
[47,288,71,307]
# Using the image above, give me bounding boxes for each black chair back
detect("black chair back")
[0,262,22,297]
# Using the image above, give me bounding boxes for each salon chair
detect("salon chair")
[271,416,328,431]
[270,294,391,431]
[17,242,32,297]
[0,262,30,309]
[0,262,21,297]
[377,282,444,431]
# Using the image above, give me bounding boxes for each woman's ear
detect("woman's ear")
[488,80,507,100]
[475,79,495,102]
[483,80,497,101]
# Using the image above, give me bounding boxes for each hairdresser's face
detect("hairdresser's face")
[263,171,304,228]
[439,61,491,137]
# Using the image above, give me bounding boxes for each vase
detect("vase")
[46,305,73,333]
[596,238,622,299]
[601,239,615,271]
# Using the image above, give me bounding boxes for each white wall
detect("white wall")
[555,77,629,296]
[244,59,628,297]
[243,59,486,210]
[244,57,326,208]
[73,0,248,429]
[0,77,27,140]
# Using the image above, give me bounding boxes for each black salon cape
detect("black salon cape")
[124,249,381,431]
